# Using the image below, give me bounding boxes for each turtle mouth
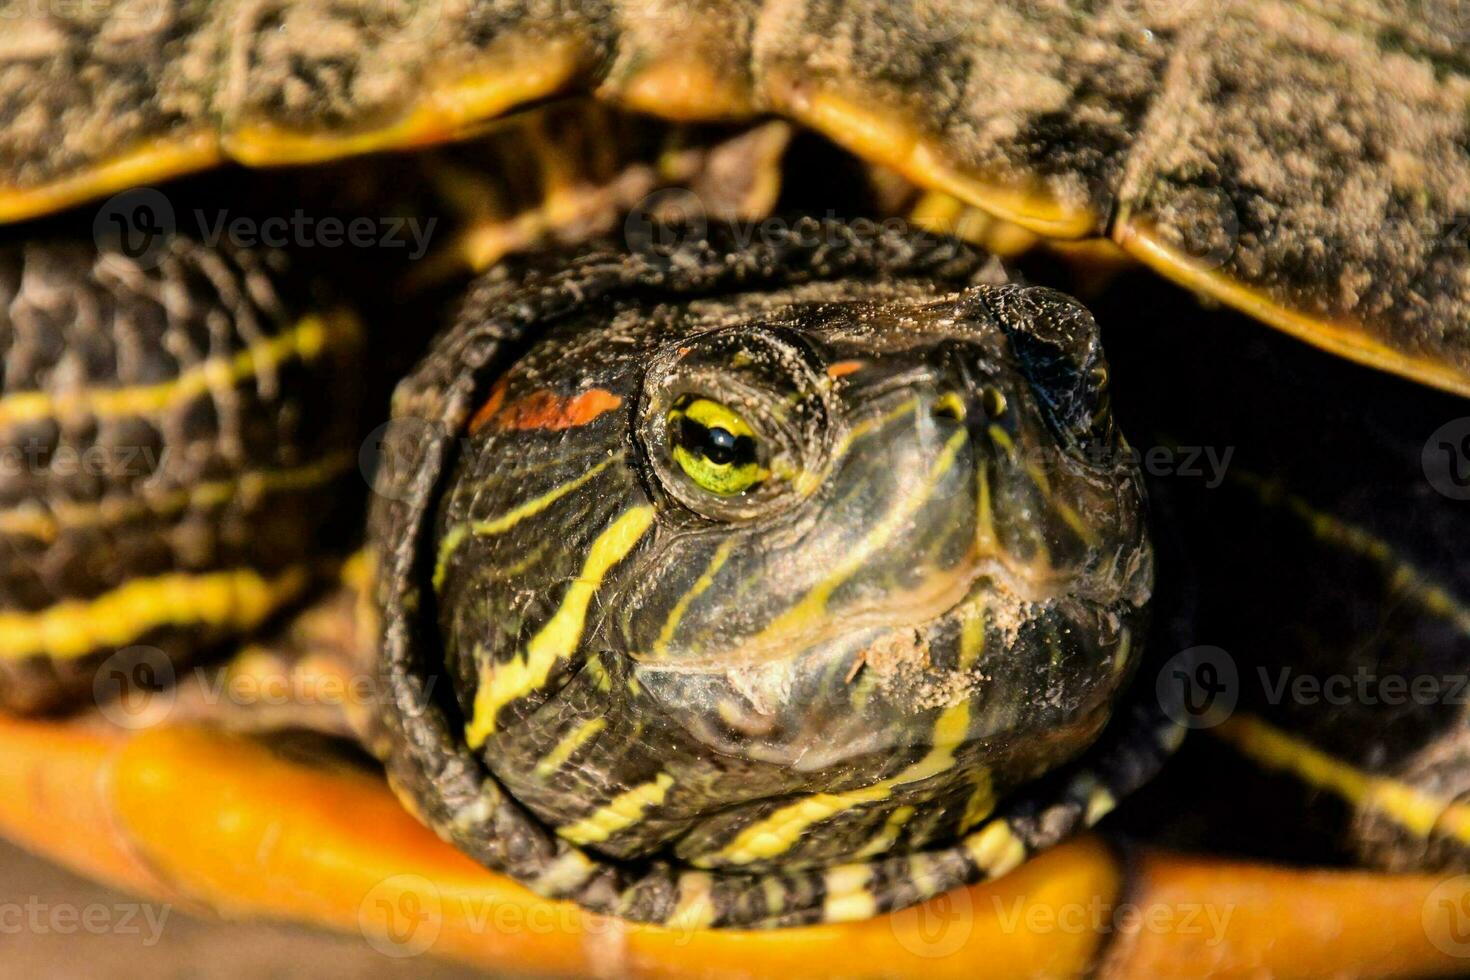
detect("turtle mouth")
[630,556,986,676]
[571,548,1140,870]
[626,551,1119,772]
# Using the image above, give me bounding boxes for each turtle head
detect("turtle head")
[431,277,1151,870]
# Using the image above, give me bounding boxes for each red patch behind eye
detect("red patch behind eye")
[468,384,624,435]
[827,360,865,379]
[466,380,508,434]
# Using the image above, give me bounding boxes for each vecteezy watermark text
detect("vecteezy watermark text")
[95,188,438,268]
[1259,666,1470,708]
[0,441,167,480]
[1153,645,1470,733]
[194,209,436,260]
[92,644,442,729]
[991,895,1234,946]
[357,874,701,959]
[0,898,170,947]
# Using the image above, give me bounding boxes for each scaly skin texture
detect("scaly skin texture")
[437,280,1148,873]
[0,237,361,712]
[372,220,1174,927]
[0,0,1467,393]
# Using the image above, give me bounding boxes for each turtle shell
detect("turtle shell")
[1,0,1468,395]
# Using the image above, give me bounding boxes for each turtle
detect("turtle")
[0,0,1467,975]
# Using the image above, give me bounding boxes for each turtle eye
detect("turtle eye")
[667,396,767,496]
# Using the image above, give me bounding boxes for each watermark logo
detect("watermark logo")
[1156,645,1238,729]
[356,872,706,958]
[0,440,166,481]
[359,875,444,959]
[1424,875,1470,957]
[1258,666,1470,708]
[94,190,437,265]
[95,653,438,729]
[1136,444,1234,488]
[93,645,176,730]
[890,887,974,959]
[194,209,436,260]
[624,188,710,262]
[360,416,448,503]
[94,188,175,271]
[1424,418,1470,501]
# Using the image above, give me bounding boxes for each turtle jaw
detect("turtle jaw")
[555,548,1144,870]
[625,548,1144,777]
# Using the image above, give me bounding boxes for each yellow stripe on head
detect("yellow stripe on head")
[433,458,616,592]
[652,538,737,657]
[855,805,916,858]
[959,608,987,670]
[533,717,607,780]
[794,396,921,497]
[756,428,969,648]
[464,505,655,747]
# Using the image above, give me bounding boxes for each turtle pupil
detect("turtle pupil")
[678,416,752,466]
[704,425,738,464]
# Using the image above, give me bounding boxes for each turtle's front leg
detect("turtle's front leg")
[0,235,362,714]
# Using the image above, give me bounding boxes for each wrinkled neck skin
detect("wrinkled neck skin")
[433,278,1152,872]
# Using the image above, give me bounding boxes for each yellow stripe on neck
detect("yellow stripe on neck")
[702,702,972,867]
[1214,714,1470,845]
[1234,471,1470,638]
[755,428,970,651]
[651,538,737,657]
[0,567,309,661]
[0,453,351,544]
[0,315,346,430]
[556,772,674,846]
[533,717,607,780]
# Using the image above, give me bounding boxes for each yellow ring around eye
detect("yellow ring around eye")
[668,397,767,496]
[671,447,766,495]
[679,398,757,439]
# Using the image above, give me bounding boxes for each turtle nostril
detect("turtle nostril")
[931,392,967,422]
